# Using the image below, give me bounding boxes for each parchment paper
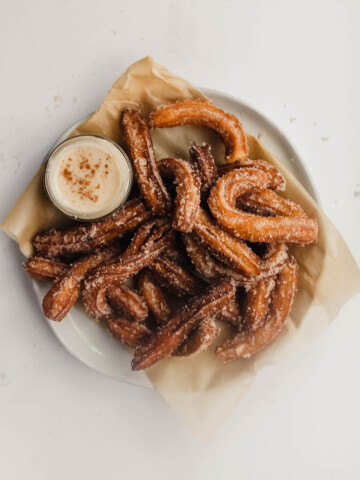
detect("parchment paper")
[2,56,360,440]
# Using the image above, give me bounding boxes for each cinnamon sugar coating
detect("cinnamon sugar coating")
[25,99,318,367]
[150,99,248,162]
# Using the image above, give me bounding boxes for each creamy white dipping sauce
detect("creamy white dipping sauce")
[45,135,132,220]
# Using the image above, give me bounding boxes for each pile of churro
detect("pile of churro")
[24,99,318,370]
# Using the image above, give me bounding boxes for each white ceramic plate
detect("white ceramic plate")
[33,88,320,388]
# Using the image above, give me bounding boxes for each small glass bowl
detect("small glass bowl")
[43,134,133,222]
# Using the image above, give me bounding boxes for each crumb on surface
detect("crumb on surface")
[321,137,329,142]
[289,117,296,123]
[0,373,9,386]
[53,95,63,108]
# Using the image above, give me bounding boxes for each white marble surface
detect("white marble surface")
[1,0,359,478]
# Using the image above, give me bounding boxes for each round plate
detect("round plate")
[32,88,320,388]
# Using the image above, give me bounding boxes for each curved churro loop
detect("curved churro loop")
[122,109,171,215]
[33,198,151,257]
[245,276,276,331]
[216,256,298,361]
[218,159,286,192]
[24,257,69,281]
[149,99,248,162]
[237,189,307,218]
[149,254,205,297]
[138,270,172,324]
[82,229,175,320]
[208,169,318,244]
[121,220,157,258]
[121,218,172,257]
[189,144,218,196]
[259,243,290,279]
[174,319,219,357]
[27,253,148,324]
[193,208,261,277]
[107,318,151,347]
[138,270,219,356]
[132,278,236,370]
[215,296,242,326]
[157,157,201,232]
[182,233,222,280]
[42,245,121,322]
[106,284,148,323]
[182,232,288,285]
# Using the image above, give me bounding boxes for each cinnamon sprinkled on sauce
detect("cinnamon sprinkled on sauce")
[59,146,106,203]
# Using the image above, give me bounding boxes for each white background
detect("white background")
[1,0,360,478]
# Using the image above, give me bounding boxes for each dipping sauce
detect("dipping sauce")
[44,135,132,220]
